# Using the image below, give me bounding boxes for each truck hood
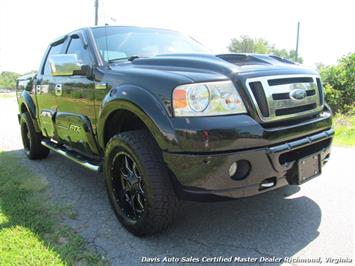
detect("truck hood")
[110,53,318,83]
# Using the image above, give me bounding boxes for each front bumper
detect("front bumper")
[163,128,333,200]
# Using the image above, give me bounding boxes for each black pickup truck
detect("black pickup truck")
[16,26,333,236]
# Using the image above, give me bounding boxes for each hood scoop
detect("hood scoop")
[217,53,296,66]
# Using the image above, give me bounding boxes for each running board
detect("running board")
[41,140,101,172]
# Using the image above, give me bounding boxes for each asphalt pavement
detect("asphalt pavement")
[0,95,353,265]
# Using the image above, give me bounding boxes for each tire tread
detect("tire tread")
[20,112,49,160]
[105,130,179,236]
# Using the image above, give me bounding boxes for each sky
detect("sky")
[0,0,354,73]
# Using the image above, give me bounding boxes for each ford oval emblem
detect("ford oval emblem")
[290,89,306,100]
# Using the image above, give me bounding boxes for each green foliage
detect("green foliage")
[333,114,355,146]
[320,53,355,114]
[0,71,21,89]
[228,35,268,54]
[228,35,303,63]
[270,48,303,64]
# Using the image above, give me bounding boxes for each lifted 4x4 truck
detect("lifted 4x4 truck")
[16,26,333,236]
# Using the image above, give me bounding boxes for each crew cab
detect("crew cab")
[16,26,333,236]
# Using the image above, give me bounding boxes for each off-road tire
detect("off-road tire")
[20,112,49,160]
[104,130,180,236]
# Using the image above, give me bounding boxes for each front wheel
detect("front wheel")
[104,130,179,236]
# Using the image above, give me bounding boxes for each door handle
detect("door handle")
[55,84,62,96]
[36,85,42,94]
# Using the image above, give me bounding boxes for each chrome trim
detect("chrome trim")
[41,140,100,172]
[36,85,42,94]
[290,89,306,101]
[55,84,62,96]
[260,181,275,188]
[245,74,324,122]
[49,54,82,76]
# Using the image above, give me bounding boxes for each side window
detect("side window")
[66,37,91,66]
[43,42,64,76]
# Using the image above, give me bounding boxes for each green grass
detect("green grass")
[333,114,355,147]
[0,152,107,266]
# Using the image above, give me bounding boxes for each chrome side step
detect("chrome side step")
[41,140,101,172]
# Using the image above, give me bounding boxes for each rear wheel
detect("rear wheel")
[104,130,179,236]
[20,112,49,160]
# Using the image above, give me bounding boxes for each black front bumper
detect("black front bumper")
[163,128,333,200]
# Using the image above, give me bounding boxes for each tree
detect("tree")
[228,35,269,54]
[228,35,303,63]
[270,47,303,64]
[320,53,355,114]
[0,71,21,90]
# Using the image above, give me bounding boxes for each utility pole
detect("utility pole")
[95,0,99,26]
[295,21,300,62]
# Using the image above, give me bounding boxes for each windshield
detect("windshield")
[92,26,210,62]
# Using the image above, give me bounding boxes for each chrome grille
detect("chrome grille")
[245,75,324,122]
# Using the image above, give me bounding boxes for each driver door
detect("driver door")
[55,33,99,156]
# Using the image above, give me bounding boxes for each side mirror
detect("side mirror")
[49,54,88,76]
[73,64,92,77]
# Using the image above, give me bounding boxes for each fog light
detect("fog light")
[229,162,238,177]
[230,160,251,181]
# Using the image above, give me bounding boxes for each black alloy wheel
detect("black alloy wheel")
[104,130,179,236]
[21,120,32,154]
[111,152,145,221]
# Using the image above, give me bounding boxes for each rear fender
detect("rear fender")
[18,91,41,132]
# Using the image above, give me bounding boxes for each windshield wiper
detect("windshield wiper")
[108,56,141,63]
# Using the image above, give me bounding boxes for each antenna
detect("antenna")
[104,24,110,63]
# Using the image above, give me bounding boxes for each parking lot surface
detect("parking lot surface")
[0,96,353,265]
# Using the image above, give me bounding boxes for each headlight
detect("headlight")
[187,84,210,112]
[173,81,247,117]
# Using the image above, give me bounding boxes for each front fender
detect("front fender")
[97,85,178,151]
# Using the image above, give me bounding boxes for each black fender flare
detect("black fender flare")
[18,91,41,132]
[97,84,178,151]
